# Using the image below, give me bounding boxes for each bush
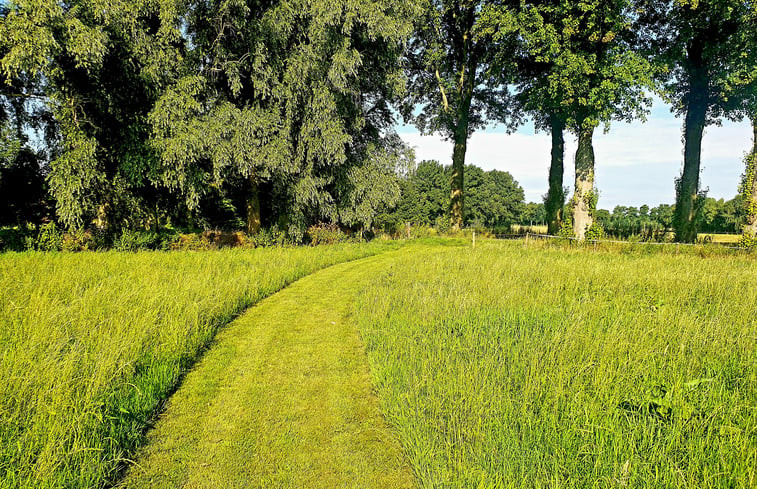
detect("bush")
[247,226,291,248]
[306,223,352,245]
[168,232,214,251]
[61,229,93,252]
[585,223,605,241]
[0,226,36,252]
[113,229,181,251]
[36,222,63,251]
[433,215,451,234]
[738,231,757,250]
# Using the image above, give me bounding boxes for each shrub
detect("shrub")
[114,229,181,251]
[0,226,36,252]
[433,215,451,234]
[585,223,605,241]
[61,229,93,252]
[168,233,214,251]
[36,222,63,251]
[306,223,352,245]
[738,231,757,250]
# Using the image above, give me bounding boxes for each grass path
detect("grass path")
[118,250,416,488]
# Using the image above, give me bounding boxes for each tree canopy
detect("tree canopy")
[0,0,753,246]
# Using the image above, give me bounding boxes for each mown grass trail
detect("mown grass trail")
[0,243,398,488]
[118,250,417,488]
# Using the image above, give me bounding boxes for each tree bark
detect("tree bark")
[572,124,595,240]
[546,114,565,235]
[450,95,472,230]
[247,175,261,235]
[744,117,757,235]
[674,58,709,242]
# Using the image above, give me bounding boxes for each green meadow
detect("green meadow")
[1,239,756,488]
[356,241,757,488]
[0,243,395,488]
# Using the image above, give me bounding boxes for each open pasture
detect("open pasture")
[356,240,757,488]
[0,243,393,488]
[1,239,755,488]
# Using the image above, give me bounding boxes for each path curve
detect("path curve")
[118,251,414,488]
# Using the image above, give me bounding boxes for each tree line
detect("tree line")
[1,0,755,244]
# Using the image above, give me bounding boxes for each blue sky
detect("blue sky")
[397,97,753,210]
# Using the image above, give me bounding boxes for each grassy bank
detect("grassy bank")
[0,242,395,488]
[355,240,757,488]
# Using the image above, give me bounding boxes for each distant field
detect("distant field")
[511,224,548,234]
[0,243,395,488]
[355,240,757,488]
[511,227,743,245]
[700,233,742,244]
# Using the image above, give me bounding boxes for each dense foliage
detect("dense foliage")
[0,0,755,243]
[595,197,745,237]
[385,159,525,231]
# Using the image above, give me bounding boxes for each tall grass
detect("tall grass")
[0,243,394,488]
[355,240,757,488]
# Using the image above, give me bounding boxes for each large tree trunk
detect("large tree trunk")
[572,124,595,240]
[546,114,565,235]
[450,95,472,230]
[246,176,261,235]
[744,117,757,235]
[674,61,708,242]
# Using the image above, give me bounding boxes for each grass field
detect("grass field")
[0,243,396,488]
[2,238,755,488]
[355,240,757,488]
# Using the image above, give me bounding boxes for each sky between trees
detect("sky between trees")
[399,97,753,209]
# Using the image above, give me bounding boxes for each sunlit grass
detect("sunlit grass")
[118,250,416,488]
[0,243,395,488]
[700,233,741,244]
[355,240,757,488]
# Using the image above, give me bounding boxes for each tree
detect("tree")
[514,0,654,239]
[743,121,757,235]
[650,203,675,231]
[484,3,570,234]
[394,159,449,225]
[520,201,547,226]
[0,0,185,230]
[635,0,752,241]
[402,0,518,229]
[390,160,525,229]
[729,1,757,235]
[465,166,525,228]
[151,0,416,237]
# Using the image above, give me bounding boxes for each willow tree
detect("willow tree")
[152,0,415,236]
[0,0,184,230]
[512,0,654,239]
[403,0,518,230]
[635,0,751,242]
